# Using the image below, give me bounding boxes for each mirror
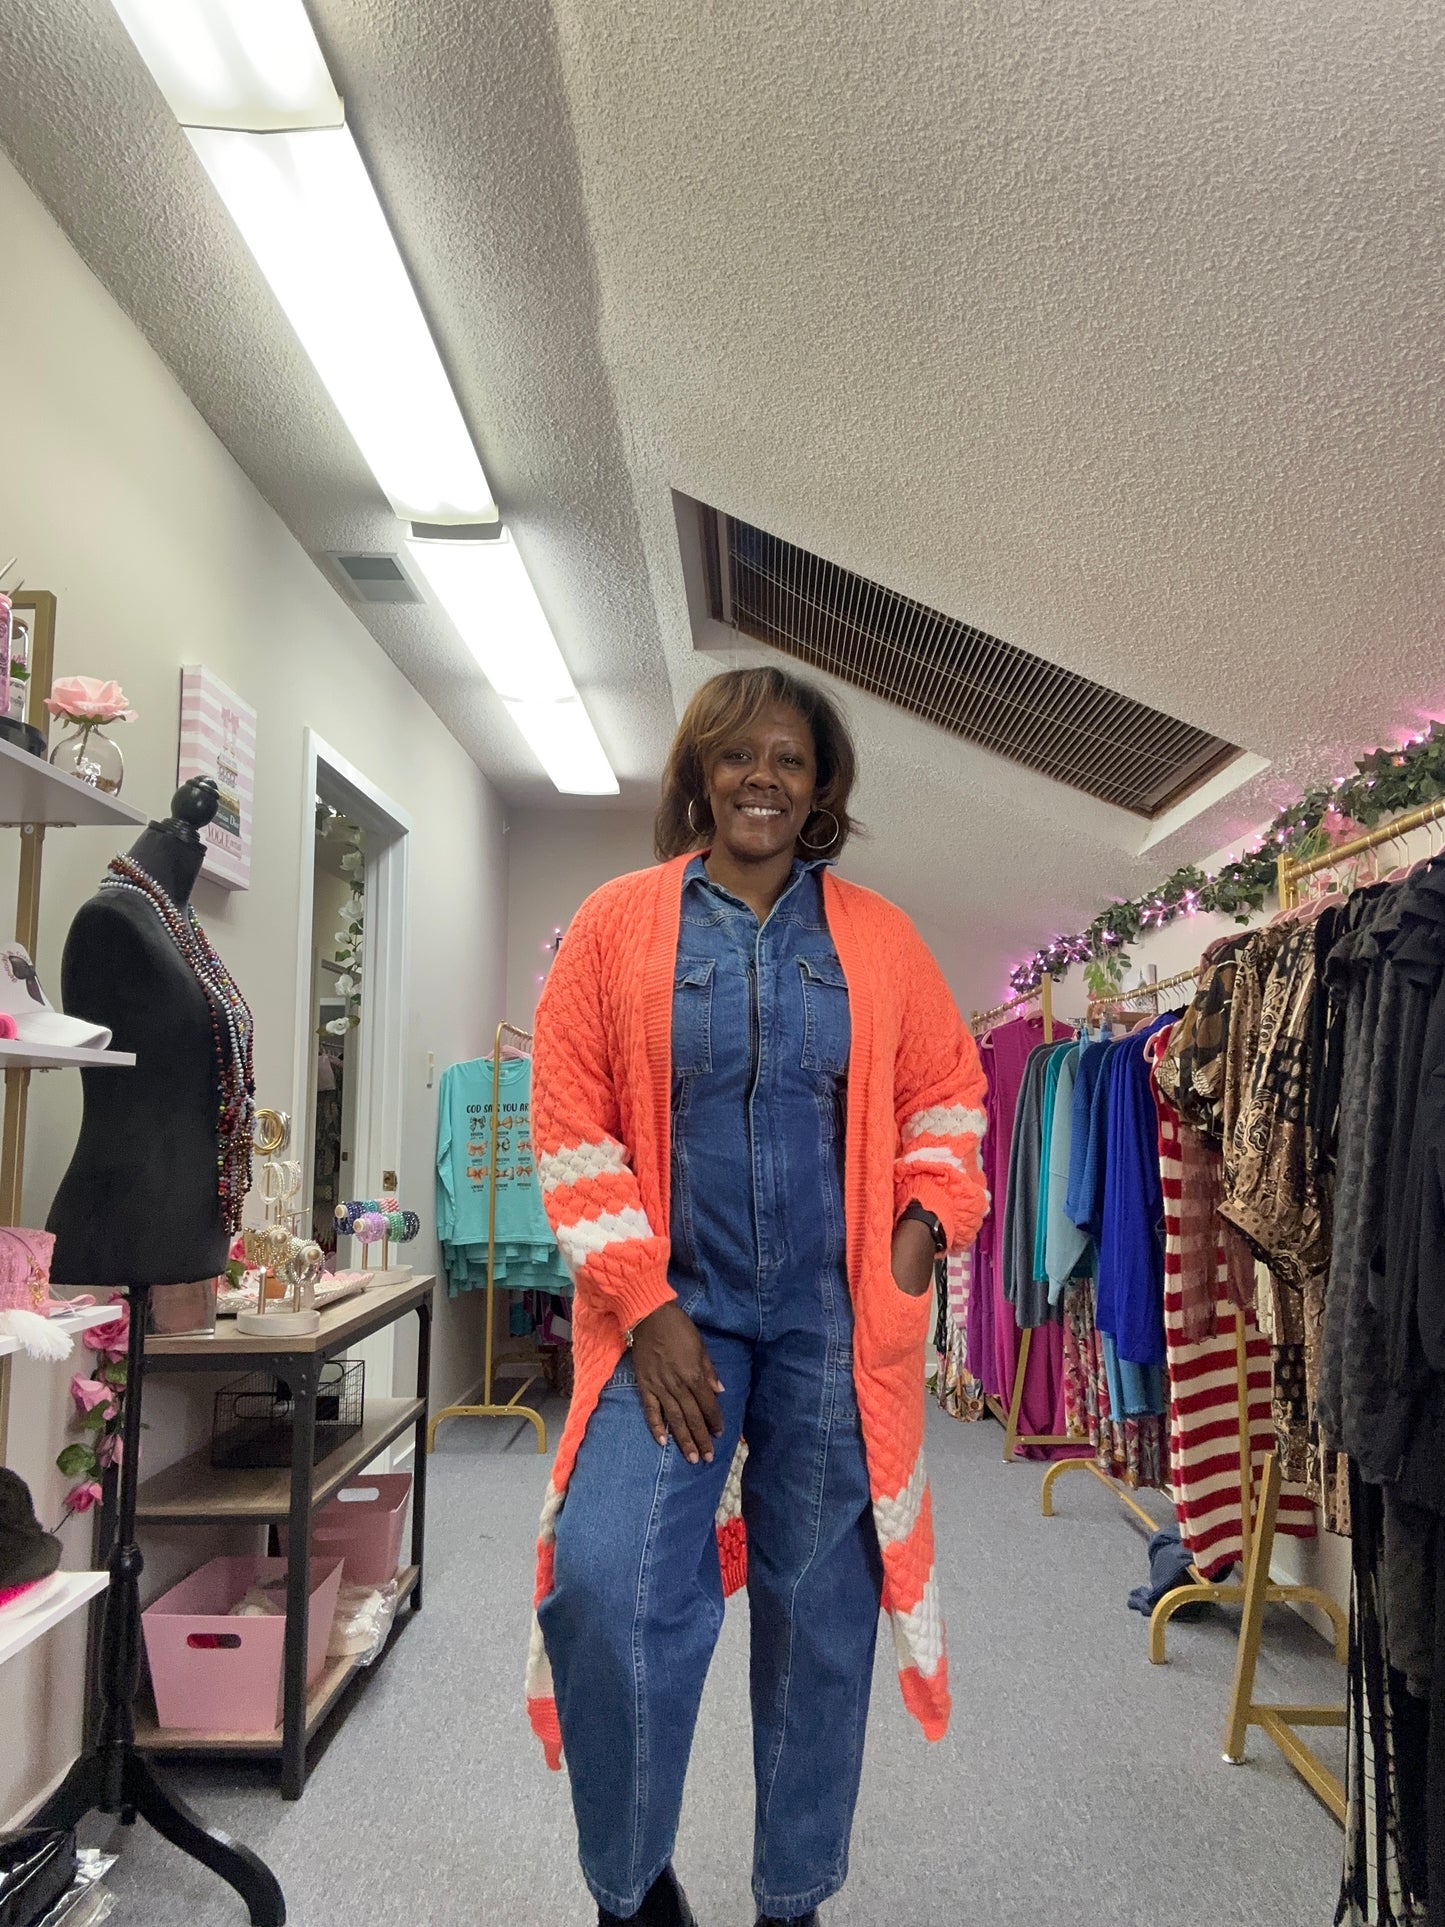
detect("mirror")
[306,795,366,1257]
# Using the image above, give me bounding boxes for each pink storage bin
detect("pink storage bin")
[142,1555,343,1734]
[279,1473,411,1586]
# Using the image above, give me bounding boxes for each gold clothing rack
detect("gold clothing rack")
[970,976,1053,1037]
[1087,963,1201,1017]
[1278,794,1445,905]
[1217,797,1445,1817]
[1041,957,1347,1665]
[426,1021,549,1455]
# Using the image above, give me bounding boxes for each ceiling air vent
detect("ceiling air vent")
[325,552,422,606]
[698,506,1238,818]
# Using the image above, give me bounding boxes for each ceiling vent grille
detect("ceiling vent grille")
[699,506,1237,818]
[325,552,422,605]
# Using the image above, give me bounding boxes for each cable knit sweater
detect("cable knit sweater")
[524,855,988,1767]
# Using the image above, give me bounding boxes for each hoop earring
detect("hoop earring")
[798,808,840,852]
[686,798,711,837]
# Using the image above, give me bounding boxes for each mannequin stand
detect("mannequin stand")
[35,1279,286,1926]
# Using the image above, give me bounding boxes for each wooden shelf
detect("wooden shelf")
[146,1275,434,1362]
[0,1301,120,1360]
[0,1570,109,1667]
[0,1039,136,1073]
[134,1567,419,1753]
[0,735,148,829]
[135,1398,425,1523]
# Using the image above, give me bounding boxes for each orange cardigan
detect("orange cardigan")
[524,856,988,1767]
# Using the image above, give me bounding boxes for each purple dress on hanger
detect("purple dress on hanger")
[965,1014,1071,1454]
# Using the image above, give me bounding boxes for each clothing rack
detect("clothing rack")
[1086,963,1202,1018]
[1217,799,1445,1817]
[970,976,1053,1038]
[1041,963,1348,1665]
[970,979,1088,1459]
[426,1021,550,1455]
[1034,966,1192,1568]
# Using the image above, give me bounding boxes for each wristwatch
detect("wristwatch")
[899,1200,947,1253]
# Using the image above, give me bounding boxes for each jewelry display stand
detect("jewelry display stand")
[36,1276,285,1926]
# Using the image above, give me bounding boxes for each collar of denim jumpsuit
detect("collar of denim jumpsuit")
[682,851,833,923]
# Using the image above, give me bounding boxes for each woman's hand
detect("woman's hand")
[630,1302,725,1465]
[891,1214,938,1298]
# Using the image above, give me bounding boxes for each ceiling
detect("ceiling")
[2,0,1442,1008]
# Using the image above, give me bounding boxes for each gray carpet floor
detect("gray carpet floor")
[102,1399,1347,1925]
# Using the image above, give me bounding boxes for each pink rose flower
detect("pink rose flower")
[64,1481,104,1514]
[84,1295,130,1358]
[97,1432,124,1469]
[43,677,137,726]
[70,1375,112,1415]
[229,1234,248,1263]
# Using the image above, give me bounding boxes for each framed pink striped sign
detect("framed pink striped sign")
[177,666,256,891]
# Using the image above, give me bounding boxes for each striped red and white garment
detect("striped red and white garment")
[1150,1033,1315,1578]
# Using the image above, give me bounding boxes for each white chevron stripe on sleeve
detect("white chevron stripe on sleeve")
[873,1453,927,1549]
[901,1145,968,1174]
[538,1136,631,1192]
[903,1105,986,1143]
[889,1569,944,1679]
[554,1206,655,1272]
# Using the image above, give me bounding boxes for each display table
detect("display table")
[132,1275,433,1798]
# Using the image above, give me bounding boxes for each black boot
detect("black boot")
[599,1865,697,1927]
[755,1915,818,1926]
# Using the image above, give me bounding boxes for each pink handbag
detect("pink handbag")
[0,1228,91,1359]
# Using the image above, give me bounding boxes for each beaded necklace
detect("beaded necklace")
[100,855,256,1232]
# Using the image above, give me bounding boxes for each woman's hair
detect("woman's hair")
[654,665,859,861]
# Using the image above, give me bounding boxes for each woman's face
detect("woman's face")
[704,701,819,864]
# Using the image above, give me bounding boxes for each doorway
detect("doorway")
[291,731,412,1457]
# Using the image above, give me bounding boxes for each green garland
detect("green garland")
[1008,718,1445,996]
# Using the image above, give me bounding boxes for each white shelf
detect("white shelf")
[0,735,147,829]
[0,1039,136,1073]
[0,1570,108,1667]
[0,1301,118,1359]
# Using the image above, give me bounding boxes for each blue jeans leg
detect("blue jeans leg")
[540,1341,750,1916]
[743,1287,883,1917]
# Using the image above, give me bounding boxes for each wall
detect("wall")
[503,807,657,1023]
[0,154,508,1823]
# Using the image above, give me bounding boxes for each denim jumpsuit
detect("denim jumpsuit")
[540,857,883,1919]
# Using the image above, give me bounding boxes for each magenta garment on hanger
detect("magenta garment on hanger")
[965,1013,1071,1456]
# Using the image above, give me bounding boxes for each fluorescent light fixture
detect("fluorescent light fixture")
[109,0,343,131]
[109,0,496,524]
[504,697,621,798]
[186,127,495,522]
[406,533,618,796]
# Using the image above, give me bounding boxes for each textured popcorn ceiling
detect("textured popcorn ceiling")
[1,0,1442,1006]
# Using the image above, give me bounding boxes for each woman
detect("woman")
[527,667,988,1926]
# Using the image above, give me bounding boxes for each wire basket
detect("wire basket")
[210,1359,364,1470]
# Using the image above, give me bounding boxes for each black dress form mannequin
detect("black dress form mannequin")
[38,781,282,1926]
[49,778,234,1287]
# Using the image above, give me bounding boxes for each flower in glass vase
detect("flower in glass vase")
[44,677,137,794]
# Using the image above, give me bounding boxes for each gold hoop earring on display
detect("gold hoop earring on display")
[686,798,712,837]
[798,808,840,853]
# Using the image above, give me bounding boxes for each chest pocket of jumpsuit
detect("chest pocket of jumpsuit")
[672,959,715,1077]
[798,956,851,1077]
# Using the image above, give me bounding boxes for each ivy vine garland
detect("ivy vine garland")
[1008,719,1445,996]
